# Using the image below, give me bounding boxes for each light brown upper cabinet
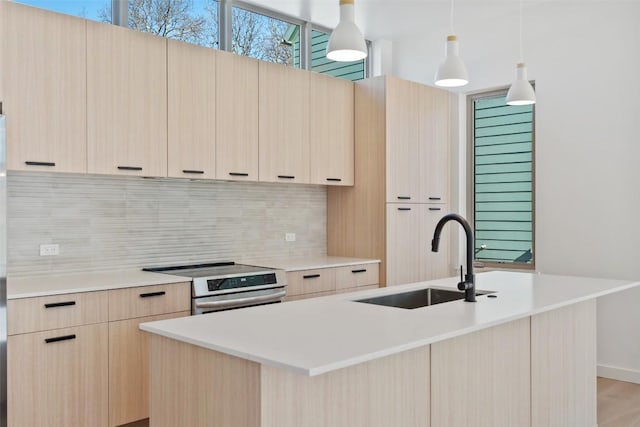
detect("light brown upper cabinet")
[167,40,216,180]
[258,62,310,184]
[216,50,259,181]
[309,73,354,186]
[87,21,167,177]
[419,84,450,204]
[2,2,87,173]
[386,77,450,204]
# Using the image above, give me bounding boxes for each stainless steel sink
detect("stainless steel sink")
[354,287,492,310]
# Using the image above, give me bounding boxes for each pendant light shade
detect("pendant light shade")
[507,0,536,105]
[506,63,536,105]
[326,0,367,62]
[435,35,469,87]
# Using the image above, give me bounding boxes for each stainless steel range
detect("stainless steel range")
[143,262,287,315]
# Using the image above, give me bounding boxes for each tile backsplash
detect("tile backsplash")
[7,172,327,277]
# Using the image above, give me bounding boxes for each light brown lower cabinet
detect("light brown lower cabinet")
[283,264,380,301]
[8,323,109,427]
[109,311,190,426]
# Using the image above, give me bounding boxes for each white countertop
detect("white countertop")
[140,271,640,376]
[7,269,190,299]
[242,255,380,272]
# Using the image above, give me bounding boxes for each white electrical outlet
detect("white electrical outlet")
[39,244,60,256]
[285,233,296,242]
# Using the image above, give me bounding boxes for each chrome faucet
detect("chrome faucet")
[431,213,476,302]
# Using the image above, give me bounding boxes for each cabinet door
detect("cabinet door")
[216,50,259,181]
[386,204,424,286]
[8,324,108,427]
[419,85,450,204]
[385,77,421,202]
[3,3,87,173]
[309,73,354,186]
[421,205,451,280]
[87,21,167,177]
[259,62,310,184]
[168,40,216,179]
[109,311,189,426]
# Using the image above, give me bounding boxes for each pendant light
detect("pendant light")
[326,0,367,62]
[435,0,469,87]
[506,0,536,105]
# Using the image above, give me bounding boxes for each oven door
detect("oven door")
[192,286,286,314]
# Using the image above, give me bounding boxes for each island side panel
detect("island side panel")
[531,299,597,427]
[148,335,261,427]
[260,345,430,427]
[431,317,531,427]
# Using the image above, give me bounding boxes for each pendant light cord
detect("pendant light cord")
[450,0,455,34]
[519,0,524,62]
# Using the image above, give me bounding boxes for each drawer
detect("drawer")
[108,282,191,321]
[335,263,380,291]
[8,291,109,335]
[286,269,336,296]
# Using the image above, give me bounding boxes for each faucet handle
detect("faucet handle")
[458,266,466,291]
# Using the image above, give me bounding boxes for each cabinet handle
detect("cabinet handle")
[398,207,412,211]
[303,274,320,279]
[429,207,442,211]
[229,172,249,177]
[182,169,204,174]
[117,166,143,171]
[25,161,55,167]
[429,197,442,201]
[397,196,411,200]
[140,291,166,298]
[44,301,76,309]
[351,269,367,274]
[45,334,76,344]
[277,175,295,179]
[326,178,342,182]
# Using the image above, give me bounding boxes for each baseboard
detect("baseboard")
[598,364,640,384]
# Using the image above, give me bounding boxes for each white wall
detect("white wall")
[393,2,640,383]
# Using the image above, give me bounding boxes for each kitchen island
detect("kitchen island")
[140,271,640,427]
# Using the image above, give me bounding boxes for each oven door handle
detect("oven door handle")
[195,290,287,310]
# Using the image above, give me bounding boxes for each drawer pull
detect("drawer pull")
[398,207,412,211]
[44,301,76,309]
[303,274,320,279]
[26,161,56,167]
[182,169,204,174]
[277,175,295,179]
[397,196,411,200]
[229,172,249,177]
[429,197,442,201]
[117,166,143,171]
[429,207,442,211]
[326,178,342,182]
[140,291,166,298]
[45,334,76,344]
[351,269,367,274]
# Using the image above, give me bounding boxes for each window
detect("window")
[231,6,299,67]
[15,0,109,21]
[469,90,535,267]
[127,0,218,48]
[311,29,366,81]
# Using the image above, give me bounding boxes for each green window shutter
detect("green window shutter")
[473,95,534,265]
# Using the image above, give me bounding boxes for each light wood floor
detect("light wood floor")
[598,377,640,427]
[123,377,640,427]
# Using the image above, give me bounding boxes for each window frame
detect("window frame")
[467,87,536,270]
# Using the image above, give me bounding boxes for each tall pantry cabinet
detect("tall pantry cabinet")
[327,76,451,286]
